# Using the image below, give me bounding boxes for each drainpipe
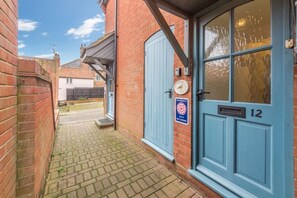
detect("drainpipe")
[50,82,56,130]
[113,0,118,130]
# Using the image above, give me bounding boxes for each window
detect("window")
[203,0,271,104]
[66,78,72,84]
[95,74,100,81]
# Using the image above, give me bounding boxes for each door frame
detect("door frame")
[190,0,294,197]
[142,28,175,161]
[106,76,114,119]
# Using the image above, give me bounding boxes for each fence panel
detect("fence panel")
[66,87,104,100]
[66,89,74,100]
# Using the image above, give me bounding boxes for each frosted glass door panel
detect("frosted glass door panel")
[204,12,230,59]
[234,51,271,104]
[234,0,271,51]
[205,59,229,101]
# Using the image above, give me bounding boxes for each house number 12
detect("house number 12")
[251,109,262,118]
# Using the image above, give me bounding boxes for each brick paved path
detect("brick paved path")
[43,122,204,198]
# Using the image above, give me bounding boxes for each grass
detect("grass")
[59,102,103,113]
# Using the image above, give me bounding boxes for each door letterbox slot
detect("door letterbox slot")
[218,105,246,118]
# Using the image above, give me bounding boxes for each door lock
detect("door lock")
[197,89,210,101]
[165,89,173,98]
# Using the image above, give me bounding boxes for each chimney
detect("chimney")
[80,44,86,55]
[54,53,61,68]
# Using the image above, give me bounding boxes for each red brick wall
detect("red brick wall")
[19,55,60,111]
[35,55,60,110]
[104,0,115,34]
[94,79,105,87]
[294,65,297,197]
[108,1,220,197]
[17,59,55,198]
[115,0,192,167]
[0,0,18,197]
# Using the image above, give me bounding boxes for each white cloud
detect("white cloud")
[34,52,60,59]
[41,32,48,36]
[18,52,25,56]
[18,40,26,49]
[18,19,38,31]
[34,53,54,59]
[23,34,29,38]
[82,39,90,43]
[66,14,105,39]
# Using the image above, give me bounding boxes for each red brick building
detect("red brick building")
[99,0,296,197]
[0,1,56,197]
[0,0,18,197]
[59,58,105,101]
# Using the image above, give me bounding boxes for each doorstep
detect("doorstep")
[95,117,114,128]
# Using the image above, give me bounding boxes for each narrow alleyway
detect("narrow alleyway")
[43,122,205,198]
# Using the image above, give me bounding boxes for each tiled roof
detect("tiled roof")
[59,59,95,79]
[61,59,81,68]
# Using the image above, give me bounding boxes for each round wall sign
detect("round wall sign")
[174,80,189,95]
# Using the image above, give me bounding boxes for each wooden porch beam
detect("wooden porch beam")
[155,0,190,19]
[144,0,189,67]
[88,64,107,82]
[93,59,114,79]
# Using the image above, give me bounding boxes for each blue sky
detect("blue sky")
[18,0,105,64]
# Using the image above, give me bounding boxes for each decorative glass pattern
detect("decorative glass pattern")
[205,59,229,101]
[234,51,271,104]
[234,0,271,51]
[204,12,230,59]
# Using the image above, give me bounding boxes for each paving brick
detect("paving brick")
[42,122,203,197]
[141,187,155,197]
[102,177,112,188]
[117,179,131,188]
[75,174,84,184]
[155,190,168,198]
[83,171,92,181]
[124,185,136,197]
[62,185,79,194]
[94,181,104,192]
[67,177,76,187]
[80,178,96,187]
[108,192,118,198]
[67,190,77,198]
[116,188,128,198]
[137,179,149,190]
[86,184,95,196]
[77,187,87,198]
[101,186,117,196]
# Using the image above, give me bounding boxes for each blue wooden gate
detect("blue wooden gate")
[143,30,174,159]
[194,0,293,197]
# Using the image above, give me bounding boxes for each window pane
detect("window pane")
[205,59,229,101]
[234,51,271,104]
[204,12,230,59]
[234,0,271,51]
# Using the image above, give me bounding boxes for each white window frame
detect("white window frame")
[95,74,100,81]
[66,78,73,84]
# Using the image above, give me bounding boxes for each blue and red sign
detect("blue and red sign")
[175,98,189,125]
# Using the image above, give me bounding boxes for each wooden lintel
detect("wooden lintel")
[145,0,188,68]
[93,59,114,79]
[88,64,107,82]
[155,0,189,19]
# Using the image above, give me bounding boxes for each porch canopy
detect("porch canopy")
[81,32,115,81]
[144,0,224,71]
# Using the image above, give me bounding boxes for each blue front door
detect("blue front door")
[144,30,174,157]
[107,78,114,118]
[197,0,291,197]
